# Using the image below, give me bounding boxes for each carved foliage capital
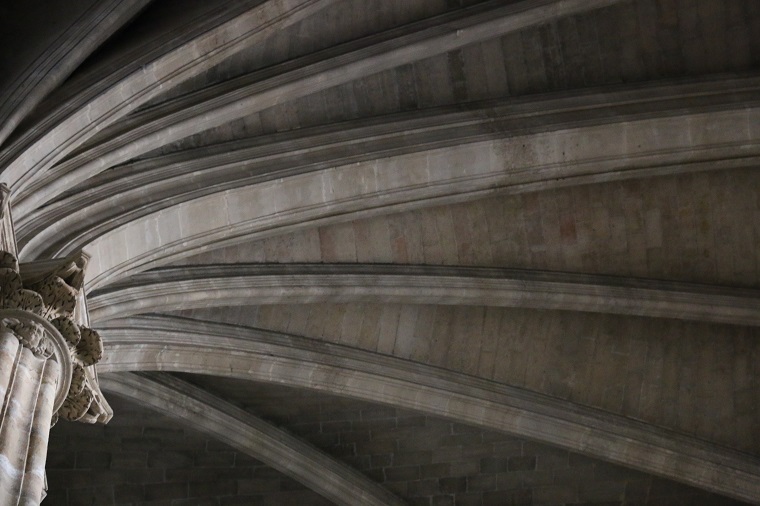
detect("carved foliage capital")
[0,249,108,424]
[0,317,55,358]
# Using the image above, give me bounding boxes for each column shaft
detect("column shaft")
[0,330,57,505]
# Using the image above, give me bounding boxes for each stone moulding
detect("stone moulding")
[11,0,626,218]
[72,103,760,289]
[0,0,152,147]
[0,248,111,424]
[89,263,760,327]
[3,0,341,212]
[97,315,760,504]
[102,372,408,506]
[17,74,760,260]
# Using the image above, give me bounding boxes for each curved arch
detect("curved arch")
[0,0,335,207]
[17,74,760,258]
[73,105,760,288]
[0,0,151,147]
[11,0,624,218]
[88,264,760,326]
[102,372,407,506]
[96,315,760,503]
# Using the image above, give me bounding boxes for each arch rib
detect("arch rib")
[0,0,151,147]
[1,0,337,203]
[88,264,760,327]
[70,103,760,289]
[17,74,760,258]
[13,0,627,216]
[96,315,760,504]
[101,372,407,506]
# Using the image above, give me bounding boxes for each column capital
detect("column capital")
[0,310,72,414]
[0,249,111,424]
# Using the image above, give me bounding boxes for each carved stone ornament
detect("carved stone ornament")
[0,249,111,424]
[0,317,55,358]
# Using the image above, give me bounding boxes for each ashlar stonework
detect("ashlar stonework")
[0,186,110,504]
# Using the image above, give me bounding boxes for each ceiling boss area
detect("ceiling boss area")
[1,0,759,504]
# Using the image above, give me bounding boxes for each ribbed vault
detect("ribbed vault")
[2,0,759,504]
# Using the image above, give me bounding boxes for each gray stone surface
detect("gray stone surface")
[95,316,760,502]
[46,395,336,506]
[49,379,750,506]
[1,0,758,503]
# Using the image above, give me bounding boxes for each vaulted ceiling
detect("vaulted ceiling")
[2,0,759,504]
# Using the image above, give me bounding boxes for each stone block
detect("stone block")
[340,430,371,444]
[188,479,237,498]
[407,478,440,497]
[361,407,398,420]
[483,488,532,506]
[112,483,146,503]
[442,433,483,447]
[76,450,112,469]
[67,486,116,506]
[594,462,646,482]
[451,423,482,435]
[508,456,536,472]
[47,450,77,469]
[420,463,450,479]
[385,465,420,482]
[480,456,509,473]
[515,470,553,487]
[237,478,279,494]
[431,446,462,463]
[448,460,480,477]
[195,451,235,468]
[532,484,578,504]
[110,451,147,469]
[467,474,497,492]
[356,438,397,455]
[370,454,393,468]
[353,418,398,432]
[431,495,454,506]
[396,416,427,428]
[304,432,340,448]
[147,450,194,469]
[122,437,163,452]
[144,482,187,501]
[395,451,433,466]
[577,480,626,503]
[439,476,467,494]
[320,420,352,433]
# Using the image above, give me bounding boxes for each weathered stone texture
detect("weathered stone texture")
[178,376,750,506]
[146,0,760,155]
[178,302,760,455]
[45,396,334,506]
[0,328,60,504]
[4,0,760,502]
[182,168,760,288]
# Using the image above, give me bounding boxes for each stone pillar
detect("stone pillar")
[0,312,67,505]
[0,185,111,504]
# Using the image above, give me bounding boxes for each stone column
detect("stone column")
[0,185,111,504]
[0,312,68,505]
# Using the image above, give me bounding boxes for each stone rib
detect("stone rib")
[88,264,760,327]
[12,0,626,217]
[63,104,759,289]
[1,0,338,205]
[101,372,408,506]
[97,315,760,504]
[0,0,151,147]
[16,74,760,259]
